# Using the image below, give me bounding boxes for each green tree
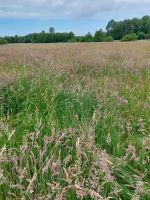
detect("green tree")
[49,27,55,34]
[106,19,116,36]
[84,32,93,42]
[67,32,75,41]
[106,16,150,40]
[94,29,106,42]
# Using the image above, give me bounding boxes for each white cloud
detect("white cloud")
[0,0,150,19]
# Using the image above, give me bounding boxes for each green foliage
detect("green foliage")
[67,37,78,42]
[0,38,8,45]
[104,36,114,42]
[106,15,150,40]
[54,91,97,129]
[138,32,146,40]
[84,32,93,42]
[49,27,55,33]
[3,32,76,44]
[121,33,138,41]
[106,19,117,35]
[94,29,106,42]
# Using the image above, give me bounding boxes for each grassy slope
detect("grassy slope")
[0,42,150,200]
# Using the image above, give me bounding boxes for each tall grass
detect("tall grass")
[0,42,150,199]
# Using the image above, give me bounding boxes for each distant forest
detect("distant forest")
[1,15,150,44]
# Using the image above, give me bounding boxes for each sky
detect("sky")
[0,0,150,36]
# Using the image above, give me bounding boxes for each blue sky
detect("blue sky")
[0,0,150,36]
[0,19,106,36]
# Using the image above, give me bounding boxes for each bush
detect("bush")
[0,38,8,45]
[138,32,146,40]
[104,36,114,42]
[121,33,138,41]
[67,37,77,42]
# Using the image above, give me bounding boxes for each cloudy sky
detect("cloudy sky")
[0,0,150,36]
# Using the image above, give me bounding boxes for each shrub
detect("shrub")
[121,33,138,42]
[138,32,146,40]
[0,38,8,45]
[104,36,114,42]
[68,37,78,42]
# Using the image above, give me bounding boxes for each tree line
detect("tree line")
[0,15,150,44]
[0,29,113,44]
[106,15,150,40]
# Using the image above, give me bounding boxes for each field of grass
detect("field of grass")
[0,42,150,200]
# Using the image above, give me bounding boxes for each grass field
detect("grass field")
[0,42,150,200]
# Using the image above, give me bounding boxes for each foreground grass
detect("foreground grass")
[0,43,150,199]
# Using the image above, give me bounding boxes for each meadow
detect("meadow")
[0,42,150,200]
